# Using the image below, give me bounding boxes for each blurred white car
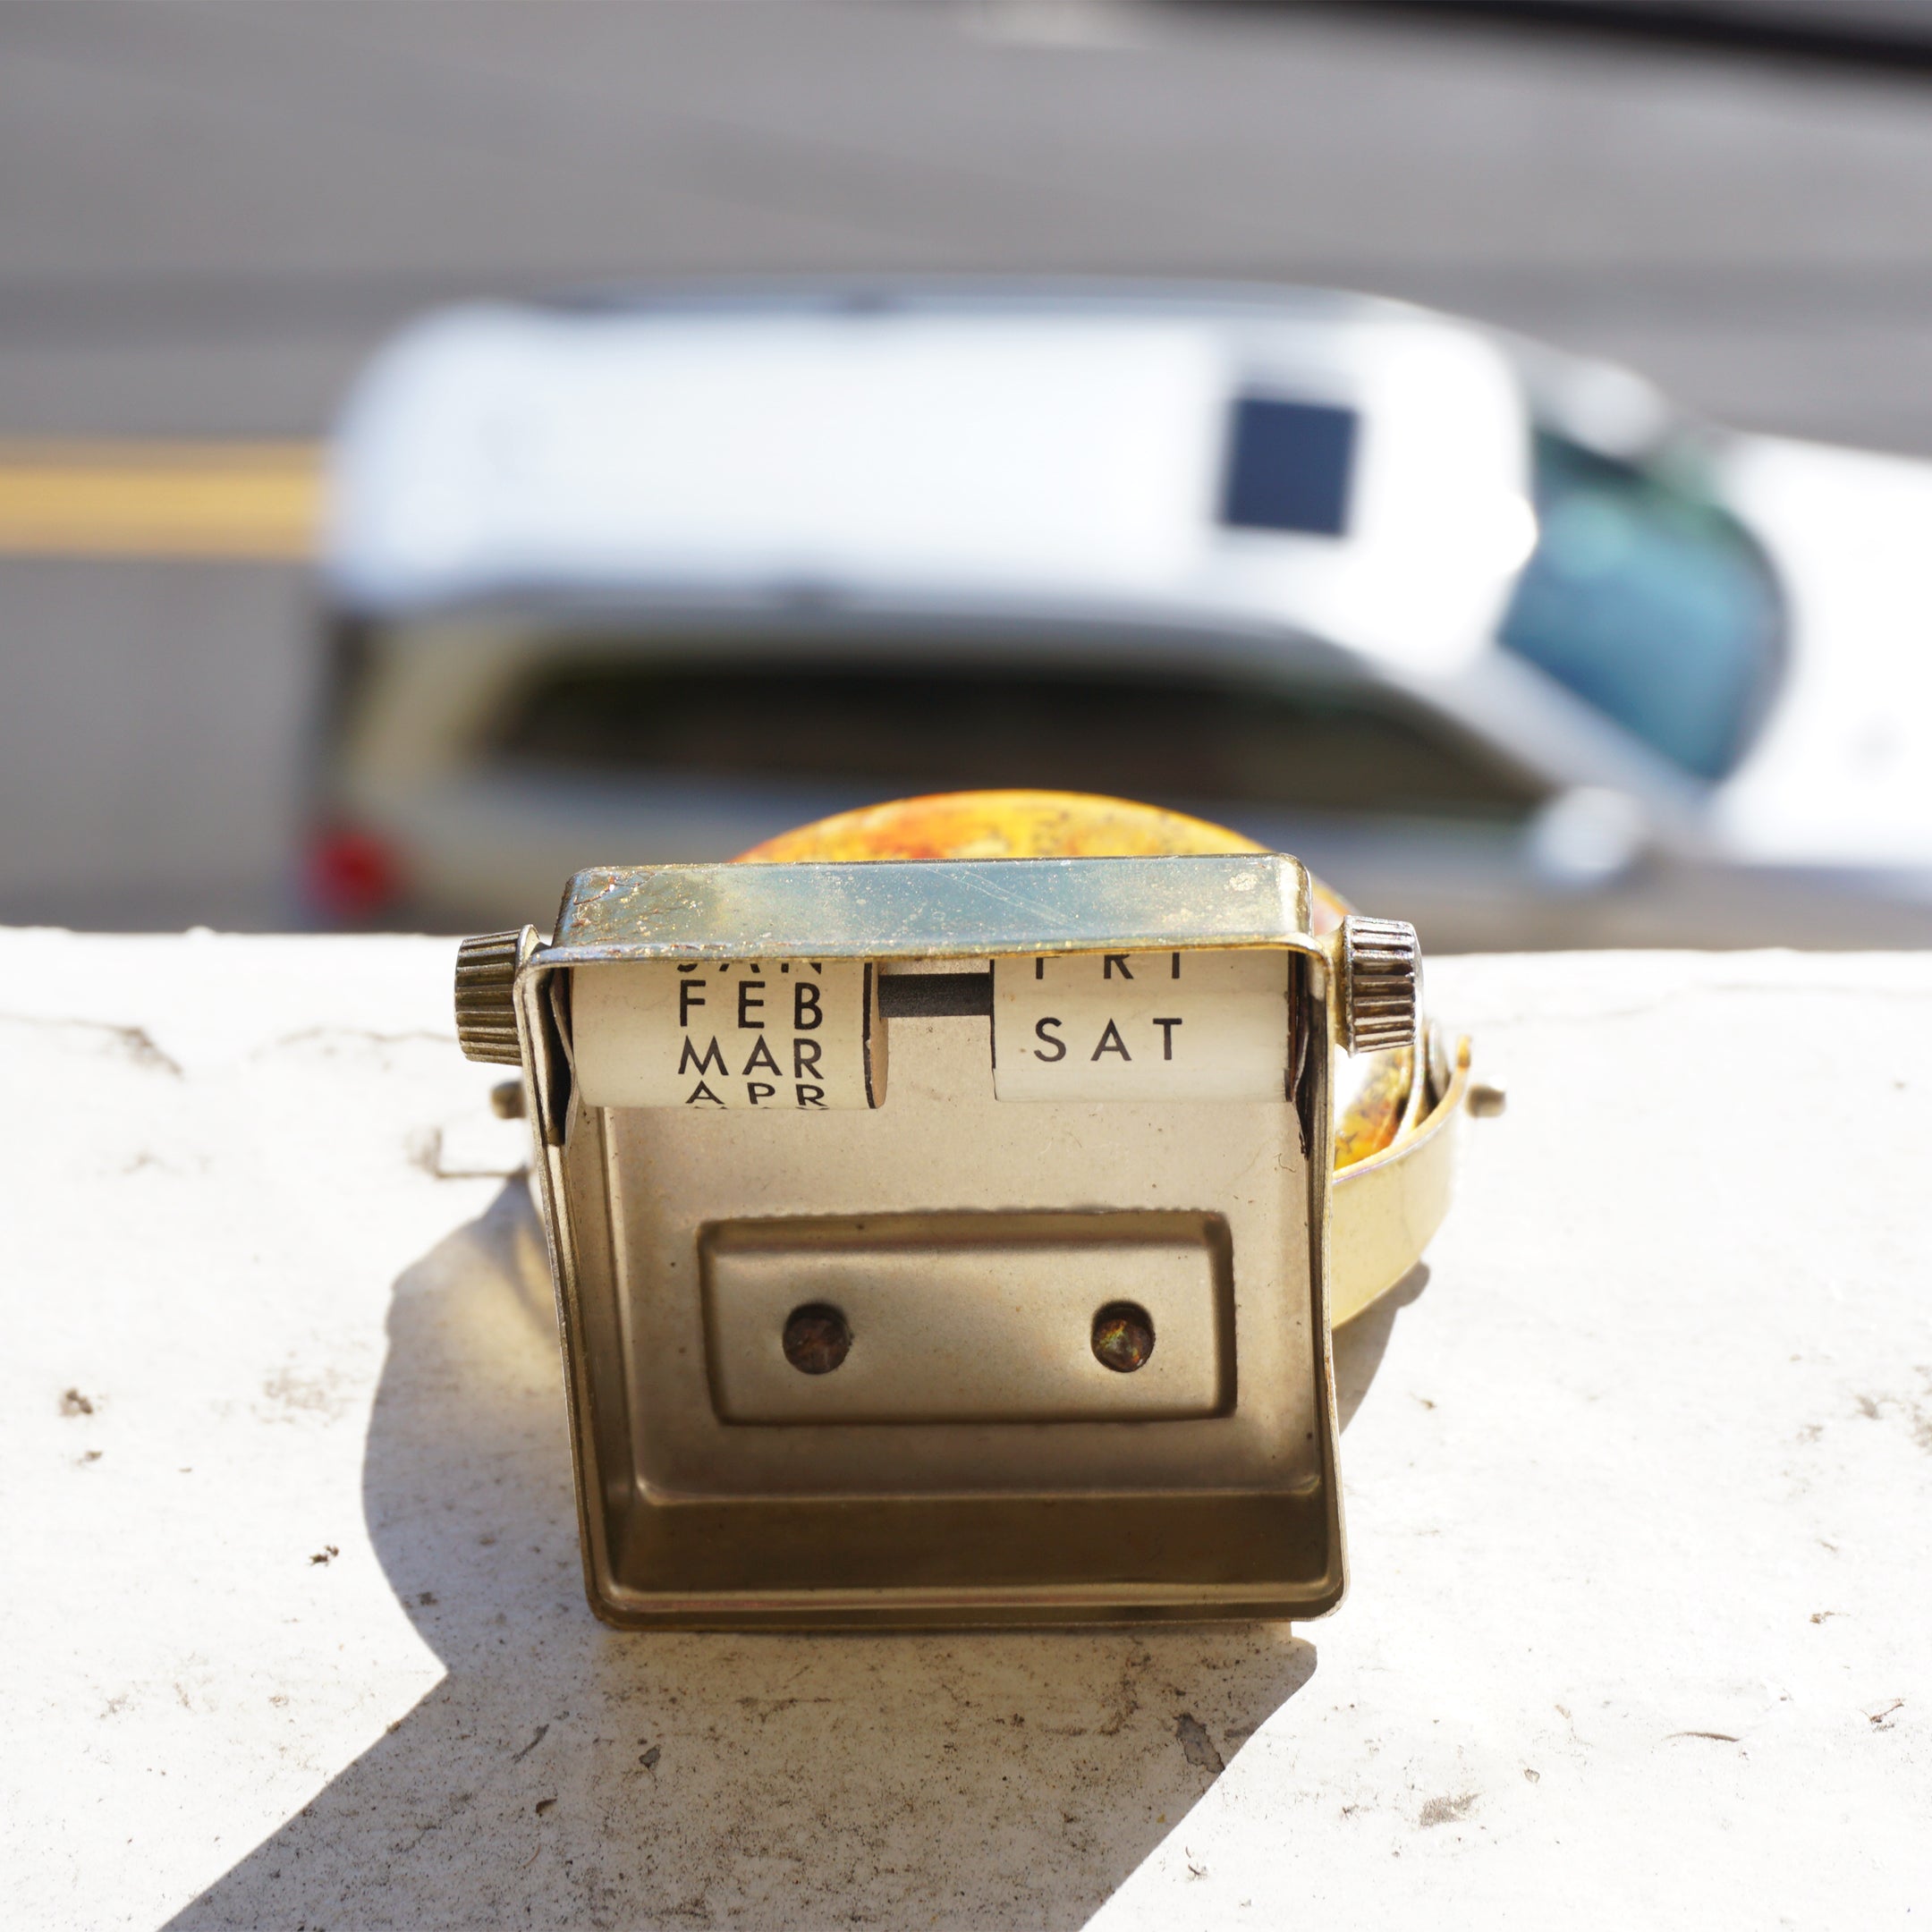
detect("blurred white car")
[312,282,1932,947]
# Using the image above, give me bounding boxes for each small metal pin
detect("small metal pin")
[1467,1082,1507,1119]
[1091,1302,1155,1374]
[489,1080,526,1120]
[783,1304,852,1375]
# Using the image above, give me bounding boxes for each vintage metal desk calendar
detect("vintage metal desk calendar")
[453,792,1476,1629]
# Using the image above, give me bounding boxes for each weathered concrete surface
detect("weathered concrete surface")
[4,933,1928,1928]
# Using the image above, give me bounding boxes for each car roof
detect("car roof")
[324,281,1537,678]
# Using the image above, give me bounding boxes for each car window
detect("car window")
[1221,395,1360,538]
[483,648,1543,823]
[1499,431,1784,779]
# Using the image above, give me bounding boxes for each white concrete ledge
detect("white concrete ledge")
[4,933,1928,1927]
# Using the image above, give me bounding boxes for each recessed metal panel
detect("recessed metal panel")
[701,1211,1233,1424]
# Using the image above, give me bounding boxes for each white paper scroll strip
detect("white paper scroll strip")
[572,960,880,1110]
[993,949,1289,1103]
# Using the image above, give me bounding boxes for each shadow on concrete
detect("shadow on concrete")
[1335,1261,1430,1432]
[169,1177,1415,1928]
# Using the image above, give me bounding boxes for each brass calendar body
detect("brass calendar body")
[455,797,1467,1631]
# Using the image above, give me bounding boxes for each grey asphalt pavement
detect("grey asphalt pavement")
[5,0,1932,928]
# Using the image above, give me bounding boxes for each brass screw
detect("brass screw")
[1092,1302,1155,1373]
[1468,1081,1508,1119]
[783,1304,852,1375]
[489,1080,526,1120]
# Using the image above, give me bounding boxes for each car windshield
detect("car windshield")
[482,648,1544,824]
[1498,431,1784,779]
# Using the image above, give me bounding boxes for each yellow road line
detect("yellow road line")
[0,440,324,558]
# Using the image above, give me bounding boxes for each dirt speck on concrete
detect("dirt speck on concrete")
[1419,1792,1478,1828]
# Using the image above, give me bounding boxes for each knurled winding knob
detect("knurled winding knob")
[454,927,537,1065]
[1339,914,1420,1055]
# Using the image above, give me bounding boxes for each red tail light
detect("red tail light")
[306,824,403,924]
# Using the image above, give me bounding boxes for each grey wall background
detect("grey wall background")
[5,0,1932,927]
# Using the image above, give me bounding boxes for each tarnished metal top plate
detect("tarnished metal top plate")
[546,853,1314,963]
